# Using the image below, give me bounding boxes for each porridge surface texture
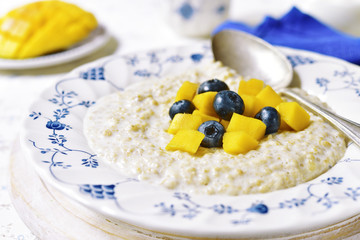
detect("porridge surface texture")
[83,62,347,195]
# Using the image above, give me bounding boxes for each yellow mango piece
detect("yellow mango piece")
[220,119,229,129]
[223,131,259,155]
[0,17,32,40]
[240,94,263,117]
[253,99,266,117]
[192,91,218,117]
[256,85,283,108]
[275,105,293,131]
[238,78,264,96]
[277,102,310,131]
[175,81,199,102]
[167,114,203,135]
[0,0,98,59]
[166,129,205,154]
[227,113,266,140]
[0,36,21,58]
[280,119,292,131]
[192,110,219,122]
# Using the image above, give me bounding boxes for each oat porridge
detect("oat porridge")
[83,62,347,195]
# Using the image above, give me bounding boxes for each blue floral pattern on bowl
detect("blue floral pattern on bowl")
[21,43,360,238]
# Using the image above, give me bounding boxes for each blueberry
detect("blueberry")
[169,100,195,119]
[198,79,229,94]
[255,107,281,134]
[213,90,244,120]
[198,121,225,148]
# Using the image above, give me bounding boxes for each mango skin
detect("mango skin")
[0,0,98,59]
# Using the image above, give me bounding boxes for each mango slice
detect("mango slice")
[277,102,310,131]
[256,86,283,108]
[227,113,266,140]
[167,113,202,134]
[192,91,218,117]
[0,0,98,59]
[223,131,259,155]
[238,78,264,96]
[166,129,205,154]
[175,81,199,102]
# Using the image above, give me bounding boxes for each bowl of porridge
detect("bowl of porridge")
[21,43,360,239]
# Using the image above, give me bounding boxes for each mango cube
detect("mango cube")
[192,109,219,123]
[277,102,310,131]
[220,119,230,129]
[223,131,259,155]
[238,78,264,96]
[279,117,292,131]
[192,91,218,117]
[240,94,263,117]
[167,114,202,134]
[166,130,205,154]
[256,85,283,108]
[275,105,292,131]
[175,81,199,102]
[227,113,266,140]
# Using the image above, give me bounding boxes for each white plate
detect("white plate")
[0,25,110,70]
[20,42,360,239]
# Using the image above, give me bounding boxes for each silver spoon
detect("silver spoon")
[212,30,360,148]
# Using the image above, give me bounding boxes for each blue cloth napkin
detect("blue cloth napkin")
[213,7,360,65]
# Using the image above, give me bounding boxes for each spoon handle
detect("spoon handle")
[279,88,360,148]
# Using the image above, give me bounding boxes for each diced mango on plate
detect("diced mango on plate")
[166,129,205,154]
[223,131,259,155]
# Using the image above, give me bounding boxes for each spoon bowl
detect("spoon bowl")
[211,30,360,148]
[212,30,293,89]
